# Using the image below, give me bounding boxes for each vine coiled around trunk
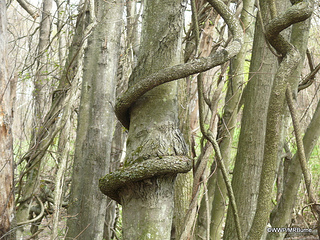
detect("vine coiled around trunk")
[246,1,313,239]
[99,0,244,204]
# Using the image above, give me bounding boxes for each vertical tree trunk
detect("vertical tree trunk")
[223,1,278,239]
[173,77,192,240]
[0,0,15,238]
[115,0,188,239]
[268,4,315,239]
[33,0,52,122]
[99,0,243,238]
[246,1,313,239]
[51,81,79,239]
[104,123,125,239]
[66,1,123,239]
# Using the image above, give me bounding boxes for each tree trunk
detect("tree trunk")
[173,78,193,240]
[104,123,126,239]
[0,0,15,238]
[102,0,188,239]
[51,83,79,239]
[33,0,52,123]
[246,1,313,239]
[223,1,278,238]
[267,6,314,239]
[99,0,243,238]
[66,1,123,239]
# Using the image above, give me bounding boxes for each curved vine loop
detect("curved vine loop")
[17,196,44,226]
[264,1,313,56]
[99,156,192,203]
[99,0,244,204]
[115,0,243,129]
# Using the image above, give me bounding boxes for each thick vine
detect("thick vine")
[99,0,244,204]
[114,0,243,130]
[246,1,313,239]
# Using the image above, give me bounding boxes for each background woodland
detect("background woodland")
[1,0,320,239]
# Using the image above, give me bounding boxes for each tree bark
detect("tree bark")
[0,0,15,238]
[246,1,313,239]
[66,1,123,239]
[267,3,314,239]
[223,1,278,238]
[100,0,243,238]
[33,0,52,123]
[101,0,188,239]
[173,78,193,240]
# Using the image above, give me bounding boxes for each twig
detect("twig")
[198,72,243,240]
[17,195,44,226]
[73,223,91,239]
[286,84,316,204]
[298,62,320,91]
[203,179,210,240]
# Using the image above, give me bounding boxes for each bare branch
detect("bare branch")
[298,62,320,91]
[286,84,316,204]
[17,0,39,19]
[197,72,243,240]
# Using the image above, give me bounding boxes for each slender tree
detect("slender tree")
[116,1,187,238]
[268,2,316,239]
[15,0,52,235]
[66,0,123,238]
[223,0,279,237]
[246,1,313,239]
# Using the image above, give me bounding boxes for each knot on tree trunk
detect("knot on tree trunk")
[99,155,192,204]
